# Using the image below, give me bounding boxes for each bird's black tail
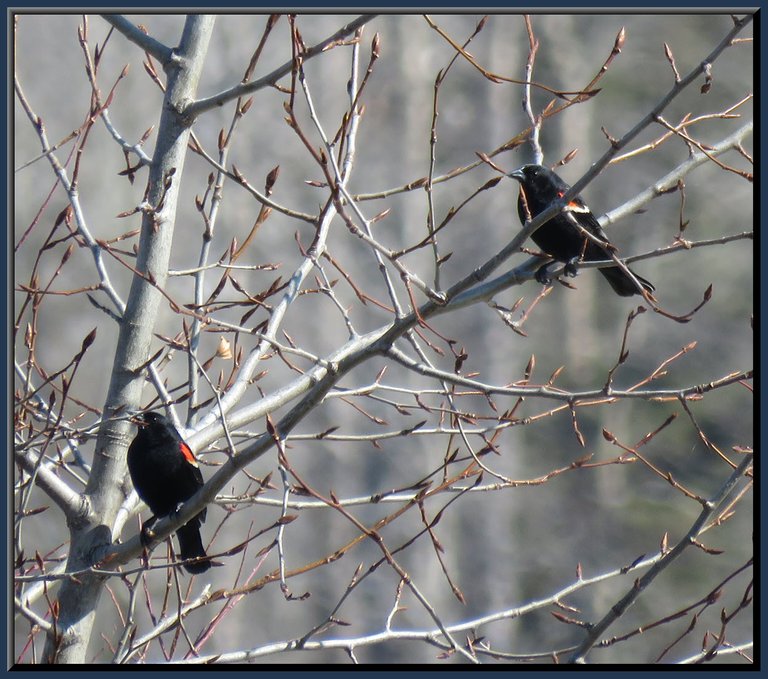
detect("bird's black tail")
[176,517,211,574]
[600,265,655,297]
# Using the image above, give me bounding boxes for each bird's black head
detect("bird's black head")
[509,164,566,191]
[509,164,541,183]
[130,411,182,448]
[131,411,168,429]
[509,164,571,218]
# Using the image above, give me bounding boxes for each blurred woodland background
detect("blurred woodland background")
[13,13,753,665]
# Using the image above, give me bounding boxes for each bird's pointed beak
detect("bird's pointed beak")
[128,411,147,427]
[509,168,525,182]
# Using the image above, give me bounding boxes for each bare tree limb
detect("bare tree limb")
[184,15,377,120]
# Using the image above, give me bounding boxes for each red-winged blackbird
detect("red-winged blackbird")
[509,164,655,297]
[127,411,211,574]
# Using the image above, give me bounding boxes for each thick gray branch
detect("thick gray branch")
[568,454,753,663]
[601,121,753,227]
[16,450,85,518]
[44,15,215,665]
[100,14,174,64]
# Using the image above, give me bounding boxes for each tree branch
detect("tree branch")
[184,14,378,120]
[568,454,753,663]
[100,15,174,64]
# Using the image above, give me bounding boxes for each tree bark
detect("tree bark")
[43,15,215,664]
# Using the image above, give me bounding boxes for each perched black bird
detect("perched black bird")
[127,411,211,574]
[509,164,654,297]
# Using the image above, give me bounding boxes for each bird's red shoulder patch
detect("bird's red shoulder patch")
[566,200,591,214]
[556,190,592,214]
[179,441,199,467]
